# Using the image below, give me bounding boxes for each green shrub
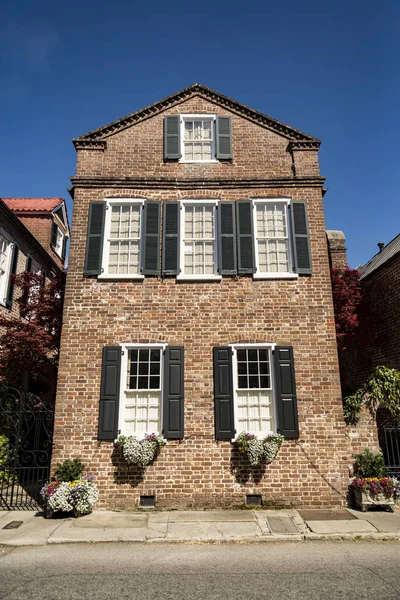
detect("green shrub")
[54,458,84,482]
[353,449,387,479]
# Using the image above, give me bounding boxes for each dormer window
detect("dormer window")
[51,222,65,259]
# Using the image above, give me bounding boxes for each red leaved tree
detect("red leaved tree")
[0,271,66,394]
[330,267,362,351]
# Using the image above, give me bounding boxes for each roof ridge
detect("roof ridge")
[73,83,320,146]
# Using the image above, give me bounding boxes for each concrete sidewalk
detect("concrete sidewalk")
[1,507,400,546]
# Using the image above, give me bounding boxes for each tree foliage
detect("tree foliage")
[0,271,66,389]
[330,267,362,351]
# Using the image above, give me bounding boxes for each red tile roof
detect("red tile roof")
[2,198,63,212]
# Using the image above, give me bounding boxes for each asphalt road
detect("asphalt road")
[1,541,400,599]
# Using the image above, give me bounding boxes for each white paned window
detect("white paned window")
[232,345,275,436]
[100,200,143,279]
[253,199,295,278]
[119,346,165,437]
[0,231,12,306]
[181,116,216,162]
[179,201,220,280]
[54,227,64,258]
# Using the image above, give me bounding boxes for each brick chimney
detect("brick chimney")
[326,230,347,268]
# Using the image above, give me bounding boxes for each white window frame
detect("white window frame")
[230,343,277,438]
[0,228,13,307]
[252,198,298,280]
[179,114,218,164]
[53,226,64,258]
[118,343,167,438]
[177,199,221,281]
[98,198,145,280]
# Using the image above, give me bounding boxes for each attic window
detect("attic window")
[181,116,216,162]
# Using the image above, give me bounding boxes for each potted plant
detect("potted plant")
[41,458,99,518]
[236,432,284,467]
[116,433,165,468]
[349,449,396,511]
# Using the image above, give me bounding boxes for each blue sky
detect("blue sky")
[0,0,398,267]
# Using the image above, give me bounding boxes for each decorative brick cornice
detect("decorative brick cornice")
[73,84,320,147]
[74,140,107,151]
[70,175,325,190]
[288,140,321,151]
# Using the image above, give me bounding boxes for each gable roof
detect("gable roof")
[73,83,320,149]
[2,197,70,236]
[360,234,400,279]
[2,197,63,212]
[0,199,62,274]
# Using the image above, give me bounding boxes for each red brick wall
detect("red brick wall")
[53,96,355,509]
[16,214,66,269]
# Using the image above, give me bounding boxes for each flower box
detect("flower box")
[352,487,395,512]
[350,477,396,512]
[236,432,284,467]
[116,434,165,467]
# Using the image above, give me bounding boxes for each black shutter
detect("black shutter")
[5,245,19,309]
[218,202,237,275]
[163,346,184,439]
[291,201,312,275]
[51,222,58,248]
[61,236,68,262]
[236,201,256,274]
[216,116,232,160]
[25,255,32,272]
[164,116,181,160]
[274,346,299,439]
[141,201,161,275]
[162,201,180,276]
[213,347,235,440]
[83,202,105,276]
[98,346,122,441]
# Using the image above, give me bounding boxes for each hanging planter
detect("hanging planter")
[116,434,166,468]
[236,432,284,467]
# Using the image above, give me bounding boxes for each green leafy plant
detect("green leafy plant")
[54,458,84,482]
[353,449,387,479]
[343,366,400,425]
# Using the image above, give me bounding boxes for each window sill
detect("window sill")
[178,160,219,164]
[98,274,145,280]
[176,274,222,282]
[252,273,299,280]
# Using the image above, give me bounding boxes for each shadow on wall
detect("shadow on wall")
[230,445,267,485]
[111,445,145,488]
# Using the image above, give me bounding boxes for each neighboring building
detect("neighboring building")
[327,230,347,269]
[52,84,357,510]
[2,198,70,270]
[346,235,400,391]
[0,198,67,322]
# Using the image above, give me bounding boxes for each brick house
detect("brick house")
[52,84,356,509]
[0,197,69,323]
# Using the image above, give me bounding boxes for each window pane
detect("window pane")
[249,376,259,388]
[248,349,257,362]
[138,376,148,390]
[149,376,159,389]
[260,376,270,388]
[237,350,247,362]
[150,349,160,361]
[150,362,160,375]
[259,349,267,362]
[139,349,149,362]
[238,376,248,389]
[237,361,247,375]
[138,362,148,376]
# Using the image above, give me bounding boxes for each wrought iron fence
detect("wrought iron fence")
[379,425,400,477]
[0,380,54,510]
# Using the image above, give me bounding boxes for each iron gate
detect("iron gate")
[379,426,400,478]
[0,380,54,509]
